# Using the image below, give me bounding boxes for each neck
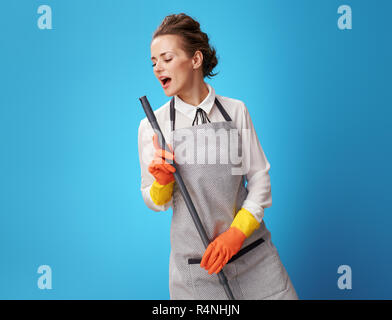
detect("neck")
[178,81,209,106]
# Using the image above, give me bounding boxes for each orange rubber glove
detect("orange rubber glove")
[200,208,260,274]
[200,227,246,275]
[148,133,176,185]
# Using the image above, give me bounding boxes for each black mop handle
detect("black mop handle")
[139,96,235,300]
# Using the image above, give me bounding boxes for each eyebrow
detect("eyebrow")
[151,51,172,60]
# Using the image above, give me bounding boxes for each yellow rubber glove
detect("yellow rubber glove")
[200,208,260,274]
[148,133,176,206]
[230,207,260,238]
[150,180,175,205]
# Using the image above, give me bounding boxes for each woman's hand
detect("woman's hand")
[200,227,246,274]
[148,133,176,185]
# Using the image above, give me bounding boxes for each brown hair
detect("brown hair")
[152,13,219,79]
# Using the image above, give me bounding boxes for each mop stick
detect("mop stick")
[139,96,235,300]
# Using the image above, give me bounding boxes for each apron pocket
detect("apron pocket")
[188,261,239,300]
[187,237,265,265]
[234,240,289,300]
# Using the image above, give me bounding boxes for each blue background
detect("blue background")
[1,0,391,299]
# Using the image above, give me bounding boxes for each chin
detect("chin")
[164,88,178,97]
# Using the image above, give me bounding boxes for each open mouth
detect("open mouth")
[161,77,172,87]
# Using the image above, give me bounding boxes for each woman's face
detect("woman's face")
[151,34,195,97]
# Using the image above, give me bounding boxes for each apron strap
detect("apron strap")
[214,97,232,122]
[170,97,176,132]
[169,96,232,132]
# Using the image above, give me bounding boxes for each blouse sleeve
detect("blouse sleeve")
[239,102,272,223]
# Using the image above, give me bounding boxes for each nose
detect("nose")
[154,60,164,73]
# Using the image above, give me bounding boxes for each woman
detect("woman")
[138,13,298,300]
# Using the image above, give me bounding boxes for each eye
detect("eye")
[151,58,172,67]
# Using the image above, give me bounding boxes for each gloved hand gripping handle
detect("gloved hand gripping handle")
[139,96,235,300]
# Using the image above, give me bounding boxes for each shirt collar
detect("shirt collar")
[174,83,216,120]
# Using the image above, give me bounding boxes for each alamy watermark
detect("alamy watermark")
[37,265,52,290]
[337,265,352,290]
[37,5,52,30]
[337,5,352,30]
[140,122,251,176]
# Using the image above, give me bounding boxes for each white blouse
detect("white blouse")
[137,83,272,223]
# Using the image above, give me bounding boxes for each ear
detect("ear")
[192,50,204,70]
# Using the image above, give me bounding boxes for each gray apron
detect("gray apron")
[168,97,298,300]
